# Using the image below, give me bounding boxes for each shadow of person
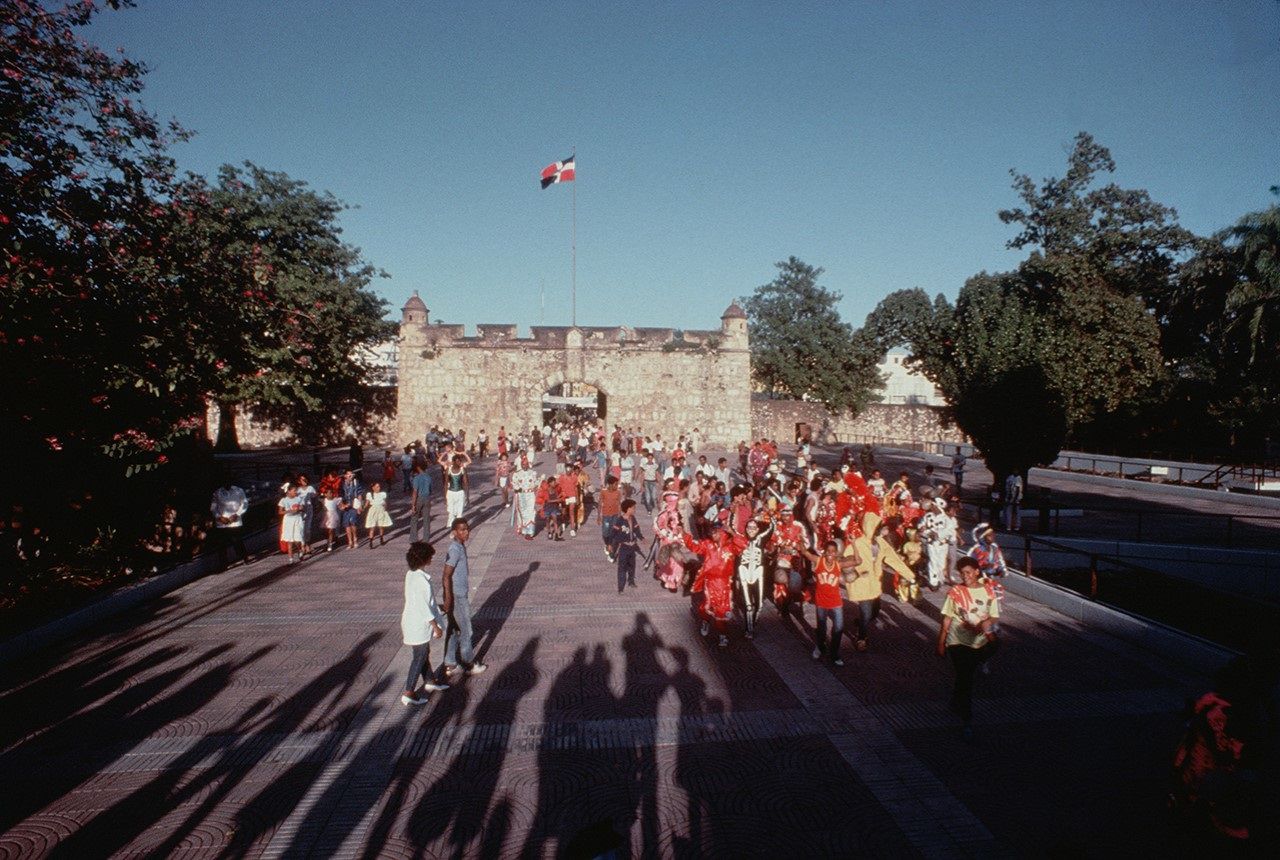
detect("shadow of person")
[404,637,540,856]
[668,644,724,857]
[620,612,668,853]
[472,563,537,664]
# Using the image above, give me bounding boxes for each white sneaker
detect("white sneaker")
[700,621,710,637]
[466,663,488,675]
[811,647,821,660]
[400,692,428,706]
[423,681,449,692]
[718,635,728,648]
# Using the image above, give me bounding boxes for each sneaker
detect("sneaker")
[700,621,710,637]
[443,664,462,677]
[400,692,428,706]
[569,530,576,537]
[423,681,449,692]
[811,647,821,660]
[466,663,488,675]
[834,657,845,667]
[718,635,728,648]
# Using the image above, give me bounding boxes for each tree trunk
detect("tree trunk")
[215,401,241,452]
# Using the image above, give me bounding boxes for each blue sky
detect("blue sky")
[87,0,1279,331]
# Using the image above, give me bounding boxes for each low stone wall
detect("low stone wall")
[204,402,396,450]
[750,399,966,446]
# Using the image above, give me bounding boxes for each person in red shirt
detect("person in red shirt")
[801,540,847,665]
[683,522,748,648]
[556,466,580,538]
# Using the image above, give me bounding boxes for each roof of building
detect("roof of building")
[721,301,747,319]
[402,291,428,312]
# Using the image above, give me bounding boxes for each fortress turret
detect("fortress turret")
[401,291,428,327]
[720,300,748,345]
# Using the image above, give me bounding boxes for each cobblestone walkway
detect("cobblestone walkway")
[0,455,1208,858]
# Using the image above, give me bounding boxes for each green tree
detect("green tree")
[998,131,1195,307]
[1169,201,1280,449]
[191,163,395,448]
[742,257,882,413]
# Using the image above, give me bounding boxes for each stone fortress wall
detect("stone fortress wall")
[395,293,754,446]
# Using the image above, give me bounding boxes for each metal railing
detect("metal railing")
[1007,534,1276,653]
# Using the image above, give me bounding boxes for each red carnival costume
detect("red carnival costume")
[654,491,688,592]
[684,529,748,645]
[769,510,810,605]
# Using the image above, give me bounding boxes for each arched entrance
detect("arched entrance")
[541,381,607,424]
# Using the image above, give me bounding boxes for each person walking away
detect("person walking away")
[477,428,489,458]
[1003,472,1023,531]
[951,447,967,493]
[409,462,433,542]
[382,451,397,494]
[611,500,643,592]
[278,484,306,563]
[211,478,249,569]
[800,540,847,665]
[439,518,488,680]
[364,481,392,547]
[936,557,1000,739]
[399,541,449,706]
[599,476,622,561]
[400,446,414,493]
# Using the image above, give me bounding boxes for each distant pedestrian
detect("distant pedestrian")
[278,484,306,564]
[951,447,966,492]
[364,481,392,548]
[399,541,448,706]
[440,518,488,680]
[409,462,433,542]
[1003,473,1023,531]
[210,478,249,569]
[599,475,622,561]
[611,500,643,592]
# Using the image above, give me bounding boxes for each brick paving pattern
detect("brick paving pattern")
[0,453,1210,857]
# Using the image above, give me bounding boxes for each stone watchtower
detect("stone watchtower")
[402,291,428,327]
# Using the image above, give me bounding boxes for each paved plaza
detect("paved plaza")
[0,454,1217,858]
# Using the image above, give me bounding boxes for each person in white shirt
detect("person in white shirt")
[211,479,249,569]
[400,541,449,706]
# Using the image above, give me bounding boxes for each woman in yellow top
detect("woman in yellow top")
[936,556,1000,738]
[843,512,916,652]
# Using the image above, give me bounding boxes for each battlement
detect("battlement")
[403,321,741,352]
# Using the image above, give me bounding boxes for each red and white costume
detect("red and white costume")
[654,491,686,592]
[684,529,748,627]
[769,512,810,604]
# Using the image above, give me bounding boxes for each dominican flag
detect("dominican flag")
[540,155,575,189]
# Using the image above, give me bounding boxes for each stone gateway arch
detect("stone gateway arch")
[396,293,752,445]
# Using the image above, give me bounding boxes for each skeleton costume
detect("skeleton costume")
[736,521,773,639]
[919,500,957,588]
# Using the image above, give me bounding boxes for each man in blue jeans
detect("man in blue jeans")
[440,517,488,679]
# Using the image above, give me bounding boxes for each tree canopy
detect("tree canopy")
[742,257,882,414]
[0,0,392,544]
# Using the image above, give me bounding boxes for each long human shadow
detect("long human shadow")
[0,640,250,834]
[404,637,541,856]
[44,633,386,859]
[356,565,536,857]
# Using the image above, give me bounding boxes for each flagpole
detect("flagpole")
[571,147,577,327]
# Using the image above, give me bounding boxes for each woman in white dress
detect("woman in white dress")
[322,489,342,551]
[364,481,393,548]
[278,484,306,564]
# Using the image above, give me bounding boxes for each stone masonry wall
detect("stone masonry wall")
[750,399,966,446]
[396,314,752,447]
